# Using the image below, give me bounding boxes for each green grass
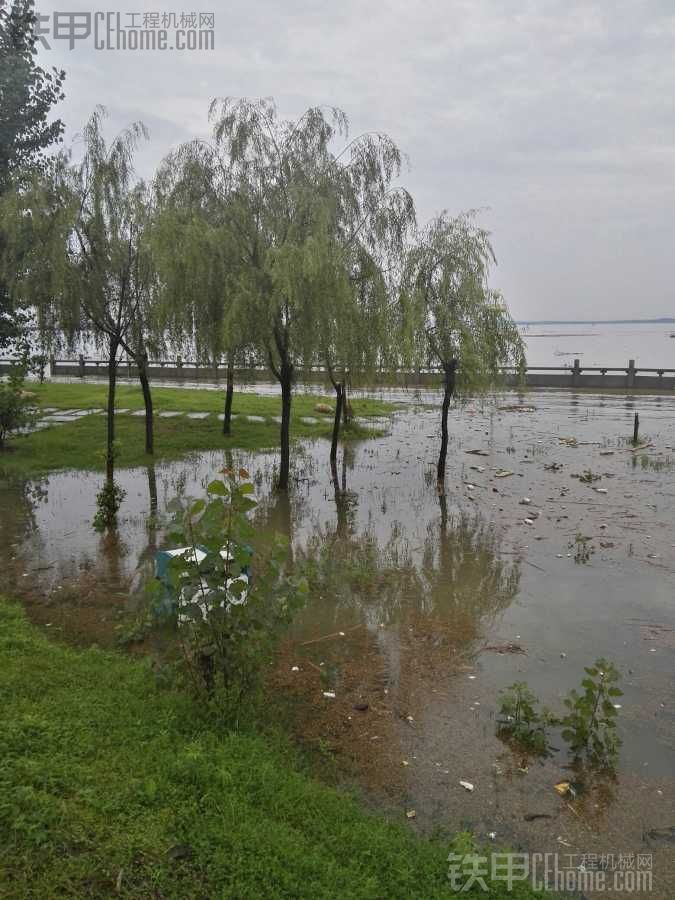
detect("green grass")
[24,380,393,417]
[1,382,393,478]
[0,600,544,899]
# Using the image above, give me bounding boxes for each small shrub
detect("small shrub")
[495,659,623,770]
[93,481,126,531]
[0,363,35,447]
[496,681,552,755]
[156,468,307,712]
[560,658,622,769]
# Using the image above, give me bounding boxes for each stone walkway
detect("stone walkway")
[19,408,341,435]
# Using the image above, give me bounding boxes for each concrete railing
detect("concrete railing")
[2,356,674,391]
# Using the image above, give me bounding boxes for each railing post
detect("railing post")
[78,354,85,378]
[49,354,56,378]
[572,358,581,387]
[627,359,636,388]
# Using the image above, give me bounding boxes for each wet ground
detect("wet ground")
[2,388,674,897]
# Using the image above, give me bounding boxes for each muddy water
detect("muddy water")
[2,388,674,896]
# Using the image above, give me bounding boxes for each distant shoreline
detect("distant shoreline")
[517,318,675,325]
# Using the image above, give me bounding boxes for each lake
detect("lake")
[521,321,675,367]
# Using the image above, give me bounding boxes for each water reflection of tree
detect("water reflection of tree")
[298,504,519,639]
[0,477,50,596]
[417,508,521,630]
[275,496,522,799]
[0,477,47,545]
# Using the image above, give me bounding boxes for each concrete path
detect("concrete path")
[20,407,348,435]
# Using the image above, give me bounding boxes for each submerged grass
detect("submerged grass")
[24,381,393,417]
[0,600,543,899]
[1,382,392,478]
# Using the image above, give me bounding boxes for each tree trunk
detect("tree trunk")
[223,355,234,436]
[138,350,154,455]
[342,378,352,426]
[106,338,119,486]
[436,359,457,483]
[147,464,158,517]
[278,360,293,491]
[330,380,344,465]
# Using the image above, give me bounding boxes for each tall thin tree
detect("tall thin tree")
[405,212,525,484]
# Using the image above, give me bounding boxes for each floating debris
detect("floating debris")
[459,780,475,792]
[482,642,527,655]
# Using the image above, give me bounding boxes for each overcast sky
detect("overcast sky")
[36,0,675,320]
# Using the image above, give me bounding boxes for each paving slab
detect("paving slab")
[20,422,52,433]
[131,410,146,417]
[186,412,210,419]
[246,415,266,423]
[42,414,81,423]
[158,411,182,418]
[300,416,319,425]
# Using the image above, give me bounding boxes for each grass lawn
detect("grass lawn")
[24,380,393,417]
[0,600,544,899]
[1,382,394,478]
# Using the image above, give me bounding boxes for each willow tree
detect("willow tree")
[153,145,247,436]
[316,151,414,469]
[15,108,151,522]
[1,0,65,352]
[117,180,157,454]
[406,212,525,483]
[317,243,388,470]
[208,98,414,490]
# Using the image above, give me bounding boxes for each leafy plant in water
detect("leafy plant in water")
[573,468,601,484]
[569,532,594,564]
[496,681,552,756]
[156,467,308,713]
[560,658,622,769]
[93,481,126,530]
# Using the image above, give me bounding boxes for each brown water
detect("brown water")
[2,389,674,896]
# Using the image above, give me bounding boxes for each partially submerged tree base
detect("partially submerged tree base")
[93,480,126,531]
[437,359,457,483]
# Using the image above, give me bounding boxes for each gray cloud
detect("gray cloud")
[37,0,675,319]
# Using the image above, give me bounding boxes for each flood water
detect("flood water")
[2,388,674,896]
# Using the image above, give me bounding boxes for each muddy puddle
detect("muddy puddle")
[1,388,674,896]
